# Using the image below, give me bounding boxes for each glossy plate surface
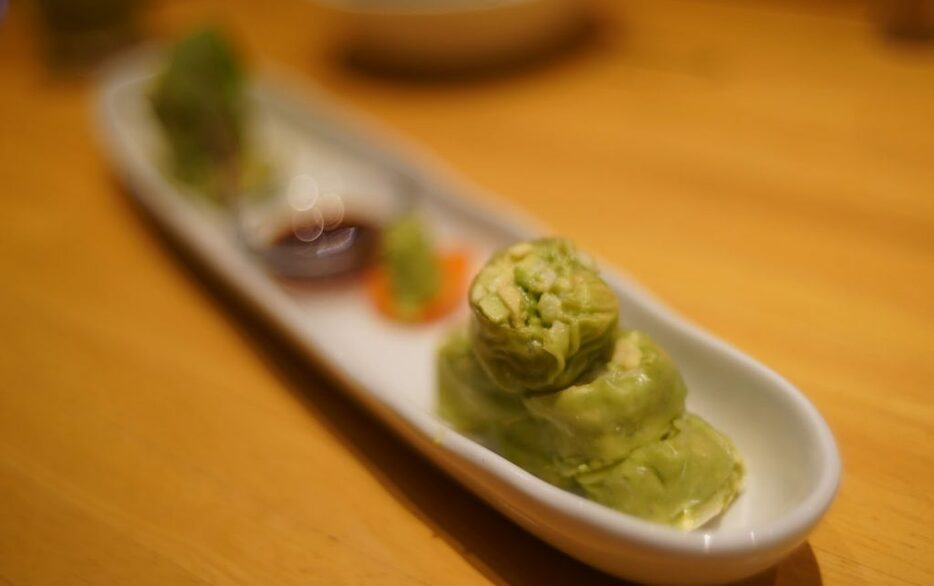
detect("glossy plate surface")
[95,49,840,584]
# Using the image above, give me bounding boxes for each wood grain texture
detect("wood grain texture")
[1,0,932,584]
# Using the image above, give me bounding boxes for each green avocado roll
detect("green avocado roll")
[438,237,744,529]
[436,327,575,489]
[437,328,526,436]
[150,28,248,202]
[523,330,687,474]
[468,238,618,394]
[575,415,745,529]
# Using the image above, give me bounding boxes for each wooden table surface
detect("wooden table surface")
[1,0,932,584]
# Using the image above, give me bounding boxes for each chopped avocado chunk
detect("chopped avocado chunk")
[477,295,509,324]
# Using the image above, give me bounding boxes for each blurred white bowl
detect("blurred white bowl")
[314,0,596,71]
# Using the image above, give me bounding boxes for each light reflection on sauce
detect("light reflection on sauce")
[261,217,380,279]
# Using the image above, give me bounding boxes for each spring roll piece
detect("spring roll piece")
[439,329,689,491]
[575,415,745,530]
[150,28,245,200]
[469,238,619,394]
[437,328,571,487]
[523,330,687,475]
[437,328,525,435]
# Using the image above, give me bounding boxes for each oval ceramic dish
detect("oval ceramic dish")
[95,48,841,584]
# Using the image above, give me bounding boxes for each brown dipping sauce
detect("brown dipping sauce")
[261,217,380,279]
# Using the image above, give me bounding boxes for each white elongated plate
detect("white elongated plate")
[95,49,840,584]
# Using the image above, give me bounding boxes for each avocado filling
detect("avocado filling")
[469,239,619,394]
